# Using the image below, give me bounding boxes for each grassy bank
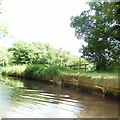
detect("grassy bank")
[1,64,120,99]
[1,64,67,84]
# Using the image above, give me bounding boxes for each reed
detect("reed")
[1,65,26,77]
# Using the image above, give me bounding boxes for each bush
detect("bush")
[23,64,67,82]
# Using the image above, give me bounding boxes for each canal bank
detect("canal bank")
[1,65,120,100]
[36,74,120,100]
[61,74,120,100]
[1,73,120,100]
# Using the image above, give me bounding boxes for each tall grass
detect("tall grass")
[1,64,118,89]
[1,65,26,77]
[1,64,118,80]
[1,64,68,85]
[23,64,68,84]
[69,69,118,79]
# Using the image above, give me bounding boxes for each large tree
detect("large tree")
[0,0,8,38]
[0,47,12,66]
[9,41,77,66]
[70,2,120,70]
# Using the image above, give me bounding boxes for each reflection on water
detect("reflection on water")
[0,76,119,118]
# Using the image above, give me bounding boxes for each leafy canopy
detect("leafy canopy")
[9,41,78,66]
[70,2,120,71]
[0,0,8,38]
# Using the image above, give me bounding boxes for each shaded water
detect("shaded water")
[0,76,119,118]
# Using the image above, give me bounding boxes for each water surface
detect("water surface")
[0,76,119,118]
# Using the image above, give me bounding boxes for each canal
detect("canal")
[0,76,119,118]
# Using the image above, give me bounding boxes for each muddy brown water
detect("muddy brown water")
[0,76,119,118]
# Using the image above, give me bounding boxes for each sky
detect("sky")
[0,0,89,56]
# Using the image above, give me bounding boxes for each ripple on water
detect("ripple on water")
[0,77,119,118]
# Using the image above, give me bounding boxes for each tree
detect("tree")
[9,41,78,66]
[70,2,120,70]
[0,0,8,38]
[9,41,34,64]
[0,47,12,66]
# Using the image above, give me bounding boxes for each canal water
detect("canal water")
[0,76,119,118]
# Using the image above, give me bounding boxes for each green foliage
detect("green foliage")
[1,64,118,89]
[9,41,78,66]
[1,65,26,77]
[70,2,120,71]
[24,64,67,80]
[0,47,13,66]
[0,0,3,14]
[9,41,34,64]
[0,0,8,37]
[0,20,8,37]
[1,64,68,85]
[74,59,96,71]
[23,64,47,79]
